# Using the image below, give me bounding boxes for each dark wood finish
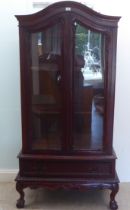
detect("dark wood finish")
[16,182,25,208]
[15,1,120,209]
[19,156,115,178]
[15,174,119,210]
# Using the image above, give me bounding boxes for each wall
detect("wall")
[0,0,130,182]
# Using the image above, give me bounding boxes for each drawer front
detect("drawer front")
[20,159,114,178]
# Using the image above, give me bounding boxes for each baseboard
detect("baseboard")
[0,170,129,183]
[0,169,18,182]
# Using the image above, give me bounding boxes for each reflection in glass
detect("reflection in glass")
[73,22,105,150]
[30,23,62,150]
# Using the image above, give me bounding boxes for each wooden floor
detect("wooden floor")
[0,182,129,210]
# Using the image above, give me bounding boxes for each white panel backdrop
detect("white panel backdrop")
[0,0,130,182]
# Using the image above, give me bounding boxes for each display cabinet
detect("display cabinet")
[15,1,120,209]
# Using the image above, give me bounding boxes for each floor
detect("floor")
[0,182,130,210]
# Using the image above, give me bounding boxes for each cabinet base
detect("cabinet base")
[15,173,119,209]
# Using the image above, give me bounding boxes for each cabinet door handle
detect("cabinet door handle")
[57,74,61,84]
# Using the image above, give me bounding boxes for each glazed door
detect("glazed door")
[72,21,105,151]
[30,22,63,151]
[28,15,108,153]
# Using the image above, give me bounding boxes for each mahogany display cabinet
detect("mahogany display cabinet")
[15,1,120,209]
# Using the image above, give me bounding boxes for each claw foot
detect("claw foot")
[16,198,25,208]
[110,200,118,210]
[110,183,119,210]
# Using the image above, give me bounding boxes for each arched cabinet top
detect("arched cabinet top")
[15,1,121,29]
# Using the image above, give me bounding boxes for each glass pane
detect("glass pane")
[73,22,105,150]
[30,23,62,150]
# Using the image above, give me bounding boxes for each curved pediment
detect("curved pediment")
[15,1,120,29]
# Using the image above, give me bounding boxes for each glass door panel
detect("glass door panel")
[73,22,105,150]
[30,23,62,150]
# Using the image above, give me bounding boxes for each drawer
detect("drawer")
[19,159,114,178]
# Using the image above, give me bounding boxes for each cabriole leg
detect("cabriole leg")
[16,182,25,208]
[109,183,119,210]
